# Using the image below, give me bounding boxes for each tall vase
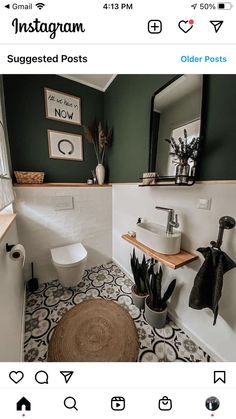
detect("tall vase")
[175,159,190,185]
[96,163,105,185]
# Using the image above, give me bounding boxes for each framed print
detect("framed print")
[48,130,83,161]
[44,88,81,125]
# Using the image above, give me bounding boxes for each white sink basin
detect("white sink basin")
[136,222,181,255]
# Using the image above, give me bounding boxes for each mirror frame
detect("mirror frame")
[148,74,208,185]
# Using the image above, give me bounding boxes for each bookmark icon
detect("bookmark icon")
[214,371,226,384]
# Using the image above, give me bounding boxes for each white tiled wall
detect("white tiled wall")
[14,186,112,283]
[13,182,236,361]
[112,182,236,361]
[0,221,25,361]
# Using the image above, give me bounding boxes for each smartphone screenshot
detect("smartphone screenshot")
[0,0,235,417]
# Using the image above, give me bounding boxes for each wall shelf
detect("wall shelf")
[122,234,198,270]
[13,183,112,188]
[139,176,195,187]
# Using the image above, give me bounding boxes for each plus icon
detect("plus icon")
[148,20,162,34]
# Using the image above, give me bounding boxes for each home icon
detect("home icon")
[16,397,31,411]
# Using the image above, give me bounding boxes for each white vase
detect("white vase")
[96,163,105,185]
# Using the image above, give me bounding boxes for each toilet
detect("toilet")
[51,242,87,287]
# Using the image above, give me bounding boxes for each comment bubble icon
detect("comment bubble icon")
[35,370,49,384]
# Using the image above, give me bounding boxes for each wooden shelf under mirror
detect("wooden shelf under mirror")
[122,234,198,269]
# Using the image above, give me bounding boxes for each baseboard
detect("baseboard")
[112,257,133,280]
[19,284,26,362]
[167,308,223,362]
[112,257,223,362]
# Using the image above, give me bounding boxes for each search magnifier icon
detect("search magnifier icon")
[64,397,78,411]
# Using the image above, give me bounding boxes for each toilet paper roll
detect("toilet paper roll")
[8,244,26,267]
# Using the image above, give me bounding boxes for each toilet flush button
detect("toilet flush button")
[197,198,212,210]
[54,196,74,211]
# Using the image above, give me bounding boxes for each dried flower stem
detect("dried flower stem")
[83,121,113,164]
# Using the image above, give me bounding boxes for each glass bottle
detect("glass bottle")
[175,159,190,185]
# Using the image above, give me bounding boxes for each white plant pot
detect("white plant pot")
[131,284,148,311]
[96,163,105,185]
[144,297,167,329]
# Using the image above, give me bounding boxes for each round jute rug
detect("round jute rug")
[48,299,139,362]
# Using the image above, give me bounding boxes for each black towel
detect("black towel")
[189,247,236,325]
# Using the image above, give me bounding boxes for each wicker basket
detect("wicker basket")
[14,171,45,184]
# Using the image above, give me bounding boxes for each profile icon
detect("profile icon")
[205,396,220,411]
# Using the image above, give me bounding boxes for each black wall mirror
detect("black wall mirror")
[148,75,205,185]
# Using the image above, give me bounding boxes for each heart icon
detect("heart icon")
[9,371,24,384]
[178,19,194,33]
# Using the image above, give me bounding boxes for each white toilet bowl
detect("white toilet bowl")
[51,242,87,287]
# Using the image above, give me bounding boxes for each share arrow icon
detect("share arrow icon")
[60,371,74,383]
[210,20,224,33]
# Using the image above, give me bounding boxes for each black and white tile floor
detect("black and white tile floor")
[24,262,212,362]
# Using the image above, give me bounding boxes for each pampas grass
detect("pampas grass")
[83,120,112,164]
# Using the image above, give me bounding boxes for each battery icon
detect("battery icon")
[218,2,233,9]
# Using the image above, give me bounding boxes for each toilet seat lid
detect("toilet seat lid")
[51,243,87,267]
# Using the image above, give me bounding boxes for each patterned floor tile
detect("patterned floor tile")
[24,262,212,362]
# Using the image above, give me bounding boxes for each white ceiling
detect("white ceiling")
[60,74,116,91]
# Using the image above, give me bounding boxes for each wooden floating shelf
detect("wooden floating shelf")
[122,234,198,270]
[13,183,112,188]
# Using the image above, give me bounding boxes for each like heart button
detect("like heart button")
[178,19,194,33]
[9,371,24,384]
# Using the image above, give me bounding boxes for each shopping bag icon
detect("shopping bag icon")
[158,396,172,411]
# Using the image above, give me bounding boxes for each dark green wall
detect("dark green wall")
[3,75,103,182]
[104,74,236,182]
[104,75,173,182]
[198,75,236,180]
[3,74,236,182]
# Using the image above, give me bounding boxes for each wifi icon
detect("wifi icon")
[36,2,45,9]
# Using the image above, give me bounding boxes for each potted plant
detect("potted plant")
[130,249,148,310]
[144,263,176,329]
[165,129,200,184]
[83,120,112,185]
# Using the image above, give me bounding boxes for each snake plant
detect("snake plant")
[130,249,148,295]
[145,263,176,311]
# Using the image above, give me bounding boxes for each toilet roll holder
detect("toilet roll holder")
[210,216,236,250]
[6,243,26,267]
